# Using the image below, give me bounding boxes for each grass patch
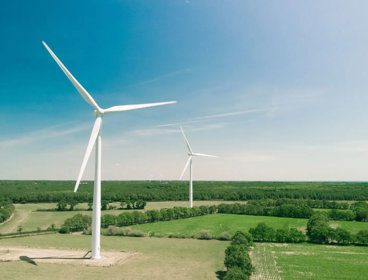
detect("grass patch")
[0,234,227,280]
[130,214,368,237]
[253,243,368,280]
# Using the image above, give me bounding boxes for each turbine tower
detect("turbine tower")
[179,127,217,208]
[43,41,176,259]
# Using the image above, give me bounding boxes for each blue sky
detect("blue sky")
[1,0,368,180]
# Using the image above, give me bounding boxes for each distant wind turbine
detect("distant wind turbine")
[42,41,176,259]
[179,127,217,208]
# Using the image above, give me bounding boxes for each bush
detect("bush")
[218,232,232,241]
[105,226,146,237]
[224,266,249,280]
[60,214,91,233]
[356,230,368,245]
[335,227,353,244]
[83,226,92,235]
[307,212,329,236]
[59,226,70,234]
[231,231,253,247]
[101,214,116,228]
[249,223,276,242]
[198,230,213,240]
[224,245,253,276]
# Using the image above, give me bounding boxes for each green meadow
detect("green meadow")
[252,243,368,280]
[131,213,368,237]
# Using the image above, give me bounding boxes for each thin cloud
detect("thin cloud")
[0,123,90,148]
[132,122,228,137]
[158,106,277,128]
[139,68,191,85]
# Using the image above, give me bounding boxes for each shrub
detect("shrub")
[224,245,253,276]
[231,231,253,247]
[101,214,116,228]
[249,223,275,242]
[224,266,249,280]
[218,232,232,241]
[356,230,368,245]
[83,226,92,235]
[198,230,213,240]
[105,226,146,237]
[60,214,91,233]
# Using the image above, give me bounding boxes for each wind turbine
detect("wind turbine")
[179,127,217,208]
[42,41,176,259]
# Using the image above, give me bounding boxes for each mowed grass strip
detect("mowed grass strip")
[0,234,227,280]
[253,243,368,280]
[131,214,368,236]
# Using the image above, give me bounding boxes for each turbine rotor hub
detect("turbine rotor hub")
[94,110,104,118]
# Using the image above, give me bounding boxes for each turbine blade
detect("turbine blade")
[74,117,102,192]
[103,101,176,113]
[180,127,193,154]
[179,156,192,180]
[42,41,101,111]
[193,153,218,158]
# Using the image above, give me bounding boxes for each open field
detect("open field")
[131,214,368,237]
[0,201,245,234]
[0,234,227,280]
[252,243,368,280]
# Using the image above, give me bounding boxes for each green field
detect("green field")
[0,201,245,234]
[252,243,368,280]
[131,214,368,237]
[0,234,227,280]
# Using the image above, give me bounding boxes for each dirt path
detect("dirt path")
[0,213,14,226]
[0,207,29,234]
[250,243,282,280]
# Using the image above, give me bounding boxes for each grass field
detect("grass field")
[0,234,227,280]
[252,243,368,280]
[131,214,368,237]
[0,201,245,234]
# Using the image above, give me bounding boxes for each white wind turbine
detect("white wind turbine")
[42,41,176,259]
[179,127,217,208]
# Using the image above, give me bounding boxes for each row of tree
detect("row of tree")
[56,199,146,211]
[0,200,15,223]
[306,212,368,245]
[249,223,306,243]
[218,201,368,222]
[247,198,350,209]
[218,203,314,219]
[223,231,254,280]
[102,205,217,228]
[2,180,368,203]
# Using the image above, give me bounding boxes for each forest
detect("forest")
[1,180,368,203]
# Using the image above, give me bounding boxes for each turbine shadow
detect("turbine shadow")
[19,250,92,265]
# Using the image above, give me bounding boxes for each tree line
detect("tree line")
[218,200,368,222]
[0,200,14,223]
[2,180,368,203]
[55,199,146,211]
[59,205,217,233]
[222,231,254,280]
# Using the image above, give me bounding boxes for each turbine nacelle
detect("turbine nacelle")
[94,110,104,118]
[179,127,217,180]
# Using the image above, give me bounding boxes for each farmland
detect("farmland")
[130,213,368,237]
[0,181,368,279]
[0,201,244,234]
[252,243,368,280]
